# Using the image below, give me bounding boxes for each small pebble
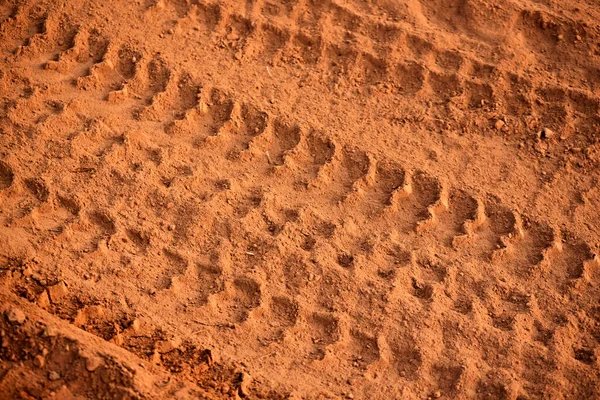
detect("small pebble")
[540,127,555,139]
[48,371,60,381]
[85,356,103,372]
[130,319,141,333]
[33,355,45,368]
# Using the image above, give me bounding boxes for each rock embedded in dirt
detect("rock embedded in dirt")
[37,291,51,309]
[48,282,69,303]
[539,127,555,140]
[6,307,26,325]
[494,119,505,130]
[48,371,60,381]
[33,354,45,368]
[85,355,103,372]
[41,326,58,337]
[156,337,181,354]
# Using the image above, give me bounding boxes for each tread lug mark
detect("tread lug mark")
[196,262,224,305]
[80,210,116,253]
[291,130,335,187]
[158,248,189,290]
[183,87,235,144]
[465,81,493,109]
[434,189,479,246]
[491,287,531,331]
[167,73,201,121]
[224,102,268,159]
[18,12,77,61]
[283,254,314,293]
[434,49,463,72]
[363,158,405,214]
[367,22,402,54]
[204,88,235,135]
[395,171,446,232]
[541,235,597,291]
[348,329,380,368]
[115,45,142,79]
[246,23,289,63]
[135,55,171,106]
[298,0,331,28]
[470,60,495,80]
[537,103,568,131]
[394,61,425,95]
[191,2,223,33]
[324,43,358,84]
[84,28,110,63]
[387,332,422,381]
[307,312,340,359]
[230,187,264,218]
[223,14,254,53]
[261,206,299,236]
[305,130,335,183]
[504,72,533,116]
[56,194,81,217]
[10,11,47,57]
[329,3,363,32]
[568,90,599,117]
[334,147,369,204]
[140,72,201,126]
[0,5,17,29]
[290,32,322,65]
[261,0,298,18]
[500,219,554,277]
[124,228,150,253]
[44,27,97,75]
[261,119,301,166]
[474,197,517,261]
[0,176,49,222]
[428,71,463,99]
[23,178,49,203]
[267,295,299,340]
[405,33,433,58]
[76,37,126,92]
[356,52,387,85]
[152,0,190,19]
[227,276,262,323]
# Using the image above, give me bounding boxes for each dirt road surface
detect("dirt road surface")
[1,0,599,398]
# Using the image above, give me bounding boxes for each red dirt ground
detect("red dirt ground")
[1,0,600,398]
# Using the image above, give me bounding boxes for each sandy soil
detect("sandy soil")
[1,0,600,398]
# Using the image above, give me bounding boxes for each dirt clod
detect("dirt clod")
[6,308,26,325]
